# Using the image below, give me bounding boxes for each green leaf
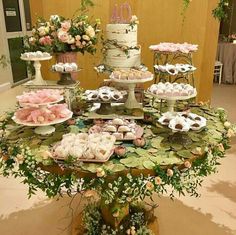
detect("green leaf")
[143,160,155,170]
[176,150,192,159]
[151,137,164,149]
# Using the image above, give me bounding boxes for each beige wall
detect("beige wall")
[31,0,220,102]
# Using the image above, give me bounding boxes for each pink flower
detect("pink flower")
[184,161,192,169]
[61,20,71,32]
[57,30,69,43]
[39,36,52,46]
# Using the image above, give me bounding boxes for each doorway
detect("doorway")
[0,0,32,87]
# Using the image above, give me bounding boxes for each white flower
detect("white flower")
[131,15,138,22]
[86,25,95,38]
[227,129,235,138]
[38,26,49,36]
[67,35,75,44]
[82,35,90,41]
[50,15,60,22]
[224,121,231,128]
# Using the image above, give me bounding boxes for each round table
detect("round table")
[0,103,233,234]
[217,42,236,84]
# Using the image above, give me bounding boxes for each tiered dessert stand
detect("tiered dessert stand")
[13,98,73,135]
[152,51,196,87]
[21,56,52,85]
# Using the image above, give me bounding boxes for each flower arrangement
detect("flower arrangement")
[25,14,100,55]
[228,33,236,42]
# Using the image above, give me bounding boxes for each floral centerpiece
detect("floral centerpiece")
[25,14,100,55]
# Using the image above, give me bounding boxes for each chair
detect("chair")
[214,61,223,84]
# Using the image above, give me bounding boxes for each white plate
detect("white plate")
[12,111,73,127]
[21,56,52,61]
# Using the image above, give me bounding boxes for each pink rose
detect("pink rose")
[39,36,52,46]
[57,30,69,43]
[61,20,71,32]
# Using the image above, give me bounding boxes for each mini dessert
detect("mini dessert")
[113,132,124,140]
[148,82,196,98]
[118,125,131,132]
[52,62,78,72]
[124,132,136,140]
[149,42,198,54]
[154,63,196,75]
[53,133,116,161]
[169,117,190,132]
[113,118,124,126]
[111,69,153,81]
[21,51,51,59]
[104,125,117,132]
[17,89,63,106]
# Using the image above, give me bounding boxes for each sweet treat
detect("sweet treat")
[104,125,117,132]
[149,42,198,54]
[53,133,116,161]
[104,24,141,68]
[85,87,125,102]
[14,104,72,124]
[17,89,63,106]
[158,112,207,132]
[52,62,78,72]
[111,69,153,81]
[118,125,131,132]
[113,132,124,140]
[148,82,197,98]
[154,63,197,75]
[124,132,136,140]
[21,51,51,59]
[112,118,124,126]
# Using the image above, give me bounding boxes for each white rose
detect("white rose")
[86,26,95,38]
[38,26,48,36]
[67,35,75,44]
[131,15,138,22]
[82,35,90,41]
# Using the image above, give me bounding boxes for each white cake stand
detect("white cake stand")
[110,76,153,109]
[21,56,52,85]
[12,111,73,135]
[147,91,197,112]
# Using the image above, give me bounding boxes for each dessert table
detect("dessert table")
[217,42,236,84]
[0,99,234,234]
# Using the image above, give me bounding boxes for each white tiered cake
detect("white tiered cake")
[104,24,141,69]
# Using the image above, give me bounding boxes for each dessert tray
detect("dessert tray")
[89,118,144,141]
[52,133,116,163]
[147,82,197,112]
[85,86,128,103]
[17,89,64,107]
[158,111,207,132]
[12,104,73,135]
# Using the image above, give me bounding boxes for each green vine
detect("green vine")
[0,55,9,68]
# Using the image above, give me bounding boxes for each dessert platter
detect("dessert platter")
[13,88,72,135]
[147,82,197,112]
[13,103,73,135]
[89,118,144,141]
[51,62,81,85]
[16,89,64,107]
[52,133,116,163]
[21,51,52,85]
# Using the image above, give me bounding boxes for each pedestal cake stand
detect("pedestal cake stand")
[110,76,154,109]
[147,91,197,112]
[21,56,52,85]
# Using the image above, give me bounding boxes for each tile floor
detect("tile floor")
[0,84,235,235]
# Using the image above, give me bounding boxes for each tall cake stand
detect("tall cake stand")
[21,56,52,85]
[110,76,153,109]
[147,91,197,112]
